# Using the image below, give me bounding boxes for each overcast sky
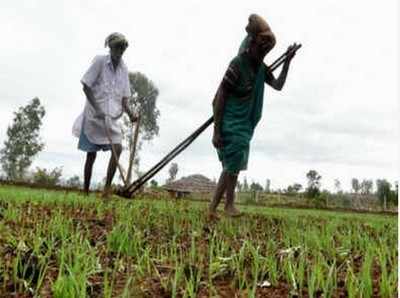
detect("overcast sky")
[0,0,398,191]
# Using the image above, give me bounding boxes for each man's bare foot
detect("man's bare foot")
[224,206,242,217]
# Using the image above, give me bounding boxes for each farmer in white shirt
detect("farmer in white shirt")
[72,32,137,197]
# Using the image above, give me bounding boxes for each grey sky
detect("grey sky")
[0,0,398,191]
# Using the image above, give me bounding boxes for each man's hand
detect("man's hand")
[122,97,138,124]
[83,83,106,119]
[212,131,223,149]
[286,43,298,61]
[128,113,138,123]
[266,43,298,91]
[94,110,106,120]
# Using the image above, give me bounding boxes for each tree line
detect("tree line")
[234,169,398,208]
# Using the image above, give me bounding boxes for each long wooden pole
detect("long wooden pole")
[118,44,302,198]
[126,116,141,184]
[103,118,128,187]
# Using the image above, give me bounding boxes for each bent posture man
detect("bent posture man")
[72,33,137,197]
[210,14,297,216]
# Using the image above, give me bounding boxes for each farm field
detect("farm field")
[0,185,397,297]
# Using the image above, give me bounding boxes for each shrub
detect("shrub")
[65,175,82,188]
[32,167,62,186]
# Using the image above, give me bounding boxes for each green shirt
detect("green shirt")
[217,52,267,173]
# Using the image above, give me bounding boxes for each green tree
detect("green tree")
[376,179,397,208]
[265,179,271,193]
[150,179,158,188]
[306,170,321,198]
[0,98,45,180]
[360,179,373,195]
[122,72,160,184]
[236,181,243,192]
[250,181,263,192]
[286,183,302,195]
[334,179,342,194]
[351,178,360,194]
[243,177,249,192]
[166,162,178,184]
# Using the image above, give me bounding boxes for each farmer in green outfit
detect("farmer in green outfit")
[209,14,298,216]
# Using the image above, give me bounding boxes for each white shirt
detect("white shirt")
[72,54,131,144]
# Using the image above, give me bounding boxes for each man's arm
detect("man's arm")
[265,59,291,91]
[212,60,240,148]
[81,56,105,118]
[265,43,296,91]
[122,97,137,123]
[212,86,226,148]
[82,83,104,118]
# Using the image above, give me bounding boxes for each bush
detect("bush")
[341,196,352,209]
[306,186,320,199]
[310,195,326,208]
[65,175,82,188]
[307,190,329,208]
[32,167,62,186]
